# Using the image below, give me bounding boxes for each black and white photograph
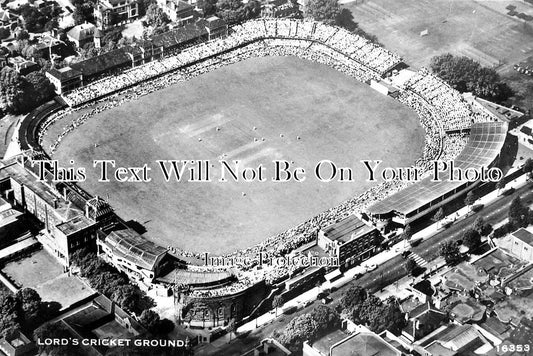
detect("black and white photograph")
[0,0,532,354]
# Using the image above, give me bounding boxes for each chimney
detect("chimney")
[415,319,420,330]
[53,198,58,209]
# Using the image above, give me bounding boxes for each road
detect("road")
[323,181,533,299]
[208,182,533,355]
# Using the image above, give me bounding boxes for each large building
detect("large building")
[303,327,402,356]
[94,0,139,30]
[158,0,195,24]
[0,157,110,267]
[318,215,382,269]
[46,67,83,94]
[509,228,533,262]
[66,22,96,48]
[97,227,169,285]
[367,122,508,226]
[517,119,533,150]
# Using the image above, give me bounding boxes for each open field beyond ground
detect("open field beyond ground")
[46,56,424,253]
[345,0,533,71]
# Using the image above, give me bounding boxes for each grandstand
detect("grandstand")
[367,121,508,225]
[14,17,513,327]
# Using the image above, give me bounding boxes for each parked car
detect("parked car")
[321,296,333,304]
[365,264,377,271]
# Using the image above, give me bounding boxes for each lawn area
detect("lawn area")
[46,56,424,254]
[2,249,94,308]
[344,0,533,70]
[495,295,533,324]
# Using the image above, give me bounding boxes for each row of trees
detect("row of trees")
[273,304,340,353]
[19,3,61,33]
[0,67,56,114]
[338,285,405,335]
[430,53,513,104]
[0,288,60,338]
[71,248,155,315]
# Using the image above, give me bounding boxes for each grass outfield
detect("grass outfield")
[47,56,424,254]
[345,0,533,70]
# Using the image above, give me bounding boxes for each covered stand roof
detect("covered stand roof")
[105,229,167,271]
[367,121,507,218]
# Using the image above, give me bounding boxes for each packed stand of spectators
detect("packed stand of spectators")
[37,20,492,299]
[62,18,402,107]
[402,68,493,132]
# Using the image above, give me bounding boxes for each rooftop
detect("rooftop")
[67,23,96,42]
[56,214,96,236]
[104,228,167,271]
[332,332,401,356]
[512,228,533,245]
[368,122,508,218]
[322,215,375,244]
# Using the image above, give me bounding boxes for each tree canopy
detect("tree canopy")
[430,53,513,103]
[462,228,481,251]
[71,249,154,314]
[508,196,530,229]
[439,240,463,265]
[304,0,340,25]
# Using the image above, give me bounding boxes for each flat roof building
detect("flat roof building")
[318,215,381,269]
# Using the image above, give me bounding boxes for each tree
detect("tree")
[402,224,412,240]
[430,53,513,104]
[277,313,320,353]
[523,158,533,179]
[0,292,20,334]
[402,224,412,248]
[404,258,417,276]
[16,288,42,328]
[463,228,481,251]
[140,309,160,332]
[0,66,28,114]
[145,3,170,27]
[496,178,506,194]
[508,196,529,229]
[339,285,367,313]
[309,305,340,332]
[473,217,485,234]
[304,0,340,25]
[439,241,462,265]
[370,297,406,334]
[432,208,444,223]
[25,71,55,105]
[272,295,284,317]
[464,191,476,209]
[197,0,217,16]
[216,0,245,24]
[34,322,78,356]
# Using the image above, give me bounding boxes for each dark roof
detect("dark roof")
[322,215,375,244]
[480,317,511,339]
[174,0,193,12]
[520,125,532,137]
[404,308,447,341]
[413,279,435,297]
[368,122,507,218]
[151,22,208,49]
[70,48,131,78]
[513,228,533,245]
